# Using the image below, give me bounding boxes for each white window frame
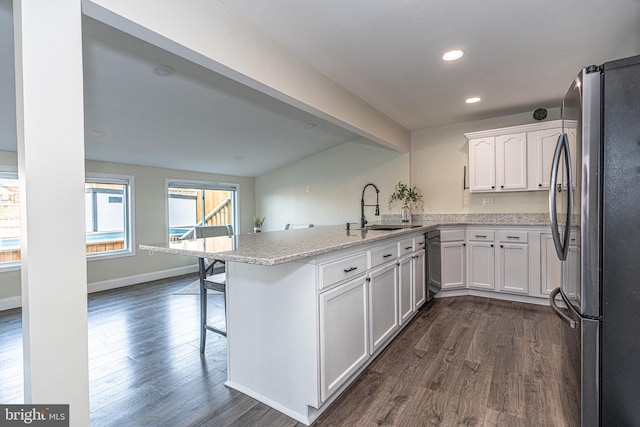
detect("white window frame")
[0,170,135,271]
[85,173,135,261]
[165,179,239,243]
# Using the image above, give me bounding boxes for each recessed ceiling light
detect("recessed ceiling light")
[304,123,316,129]
[465,97,482,104]
[442,50,464,61]
[154,65,174,77]
[88,130,105,137]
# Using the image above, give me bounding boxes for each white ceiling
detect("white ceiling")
[1,0,640,177]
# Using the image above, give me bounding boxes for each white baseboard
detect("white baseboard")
[0,296,22,312]
[436,288,549,306]
[0,265,199,311]
[87,265,198,294]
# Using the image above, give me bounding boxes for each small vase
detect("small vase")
[401,205,410,222]
[253,227,262,233]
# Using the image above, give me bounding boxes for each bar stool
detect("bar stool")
[194,225,232,353]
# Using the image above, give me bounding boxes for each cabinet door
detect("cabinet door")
[540,233,562,295]
[469,137,496,192]
[319,276,369,402]
[369,263,399,353]
[441,242,466,289]
[398,256,413,325]
[498,243,529,294]
[413,250,426,310]
[496,132,527,191]
[535,128,562,190]
[468,241,495,290]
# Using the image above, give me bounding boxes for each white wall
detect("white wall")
[411,109,561,213]
[0,150,255,302]
[255,139,409,231]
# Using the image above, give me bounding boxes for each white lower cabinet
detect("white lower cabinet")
[412,250,426,310]
[468,242,495,290]
[398,255,413,325]
[368,262,399,353]
[467,229,496,291]
[318,232,426,405]
[319,275,369,402]
[498,243,529,294]
[497,231,529,294]
[441,229,466,289]
[439,227,560,299]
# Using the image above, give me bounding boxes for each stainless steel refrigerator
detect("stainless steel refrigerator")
[549,55,640,426]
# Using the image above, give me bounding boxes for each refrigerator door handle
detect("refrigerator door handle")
[549,287,578,329]
[549,133,572,261]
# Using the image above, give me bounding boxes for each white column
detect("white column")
[14,1,90,425]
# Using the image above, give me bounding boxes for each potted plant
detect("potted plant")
[388,181,423,222]
[253,216,265,233]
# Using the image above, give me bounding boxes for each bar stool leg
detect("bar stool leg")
[198,257,207,354]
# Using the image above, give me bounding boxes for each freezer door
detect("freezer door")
[549,288,599,427]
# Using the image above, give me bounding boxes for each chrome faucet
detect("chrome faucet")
[360,183,380,228]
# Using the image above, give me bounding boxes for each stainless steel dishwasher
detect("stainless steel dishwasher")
[425,230,441,301]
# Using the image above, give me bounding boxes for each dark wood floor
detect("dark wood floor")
[0,275,572,426]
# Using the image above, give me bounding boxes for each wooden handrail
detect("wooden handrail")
[179,198,232,240]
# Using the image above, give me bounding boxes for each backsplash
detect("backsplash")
[382,212,551,225]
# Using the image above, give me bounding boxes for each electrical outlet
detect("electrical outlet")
[483,197,494,206]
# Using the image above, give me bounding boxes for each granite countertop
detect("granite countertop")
[140,223,436,266]
[140,214,552,266]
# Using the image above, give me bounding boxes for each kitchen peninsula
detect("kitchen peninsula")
[141,224,431,424]
[140,216,554,425]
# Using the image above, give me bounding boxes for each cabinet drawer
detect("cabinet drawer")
[499,230,528,243]
[368,244,398,269]
[441,229,465,242]
[319,253,367,290]
[467,230,495,242]
[398,238,415,257]
[414,235,426,251]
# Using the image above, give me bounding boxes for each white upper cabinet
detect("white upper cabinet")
[496,132,527,190]
[468,137,496,191]
[532,128,562,190]
[467,120,575,193]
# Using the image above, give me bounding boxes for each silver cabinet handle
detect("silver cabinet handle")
[382,254,393,258]
[404,246,413,250]
[506,236,520,239]
[343,267,358,273]
[475,235,487,238]
[549,288,578,329]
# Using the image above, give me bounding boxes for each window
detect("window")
[85,174,133,258]
[167,180,237,241]
[0,172,133,268]
[0,172,20,267]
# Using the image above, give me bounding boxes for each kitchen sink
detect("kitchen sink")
[364,224,422,231]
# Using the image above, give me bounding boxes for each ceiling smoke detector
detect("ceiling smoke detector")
[154,65,175,77]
